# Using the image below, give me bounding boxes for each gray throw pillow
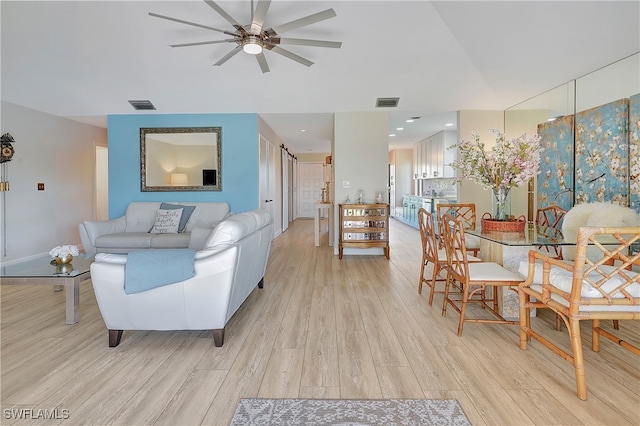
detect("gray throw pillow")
[160,203,196,233]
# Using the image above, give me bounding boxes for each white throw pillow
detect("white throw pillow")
[149,208,182,234]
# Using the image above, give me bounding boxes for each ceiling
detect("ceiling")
[2,1,639,154]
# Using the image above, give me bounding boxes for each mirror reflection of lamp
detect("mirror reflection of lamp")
[1,132,15,192]
[170,173,188,186]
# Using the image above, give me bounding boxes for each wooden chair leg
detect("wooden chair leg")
[555,313,563,331]
[418,256,427,295]
[592,319,601,352]
[442,274,452,317]
[456,283,470,336]
[428,265,440,306]
[568,319,588,400]
[613,320,619,330]
[518,291,530,350]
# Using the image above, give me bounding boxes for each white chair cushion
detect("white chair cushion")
[550,265,640,299]
[529,284,640,312]
[468,262,525,282]
[519,261,640,299]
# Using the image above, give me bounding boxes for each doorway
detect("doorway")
[95,145,108,220]
[297,162,324,218]
[259,134,277,238]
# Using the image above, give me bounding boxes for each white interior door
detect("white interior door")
[259,135,276,235]
[281,148,289,232]
[298,163,324,218]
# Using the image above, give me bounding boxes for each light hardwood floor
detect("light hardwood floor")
[1,218,639,425]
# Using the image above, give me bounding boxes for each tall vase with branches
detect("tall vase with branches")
[450,129,543,220]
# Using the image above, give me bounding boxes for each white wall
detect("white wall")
[0,101,107,263]
[333,111,389,255]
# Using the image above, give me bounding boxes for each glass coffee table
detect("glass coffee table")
[1,255,94,324]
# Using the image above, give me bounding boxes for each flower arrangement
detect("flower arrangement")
[49,245,79,259]
[450,129,543,220]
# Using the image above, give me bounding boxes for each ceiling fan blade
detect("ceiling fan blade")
[250,0,271,33]
[269,45,314,67]
[213,46,242,66]
[170,39,236,48]
[149,12,235,36]
[273,38,342,49]
[203,0,246,33]
[269,9,337,35]
[256,52,270,73]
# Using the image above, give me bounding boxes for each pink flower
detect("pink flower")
[450,129,543,191]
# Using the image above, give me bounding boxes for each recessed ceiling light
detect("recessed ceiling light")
[299,129,307,132]
[396,127,404,131]
[405,119,414,123]
[445,123,453,127]
[389,134,396,137]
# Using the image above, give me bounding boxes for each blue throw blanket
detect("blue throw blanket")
[124,249,196,294]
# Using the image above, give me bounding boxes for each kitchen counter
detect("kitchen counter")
[397,195,458,229]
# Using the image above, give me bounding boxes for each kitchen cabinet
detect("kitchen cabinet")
[413,131,457,179]
[401,195,421,227]
[338,203,390,259]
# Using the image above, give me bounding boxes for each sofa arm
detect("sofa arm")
[79,216,126,254]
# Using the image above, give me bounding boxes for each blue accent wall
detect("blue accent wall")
[107,113,259,218]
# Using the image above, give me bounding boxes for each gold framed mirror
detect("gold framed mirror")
[140,127,222,192]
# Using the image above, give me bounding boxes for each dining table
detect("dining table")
[465,222,569,319]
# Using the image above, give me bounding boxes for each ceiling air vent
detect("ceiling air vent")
[375,97,400,108]
[128,100,156,110]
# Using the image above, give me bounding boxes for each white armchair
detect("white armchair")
[90,209,273,347]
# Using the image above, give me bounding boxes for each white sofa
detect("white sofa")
[79,201,231,254]
[90,208,273,347]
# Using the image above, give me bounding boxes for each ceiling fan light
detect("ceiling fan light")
[242,36,263,55]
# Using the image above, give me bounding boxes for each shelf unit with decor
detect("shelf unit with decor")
[338,203,390,259]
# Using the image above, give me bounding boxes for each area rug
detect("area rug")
[230,398,471,425]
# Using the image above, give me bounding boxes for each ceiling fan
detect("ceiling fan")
[149,0,342,73]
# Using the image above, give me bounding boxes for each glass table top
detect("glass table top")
[1,255,94,278]
[465,223,567,247]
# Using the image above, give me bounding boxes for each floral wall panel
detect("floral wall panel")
[575,98,629,205]
[630,93,639,212]
[537,115,574,211]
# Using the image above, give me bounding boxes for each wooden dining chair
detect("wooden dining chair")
[518,226,640,400]
[436,203,480,256]
[418,208,446,305]
[418,208,480,305]
[440,213,525,336]
[536,205,567,259]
